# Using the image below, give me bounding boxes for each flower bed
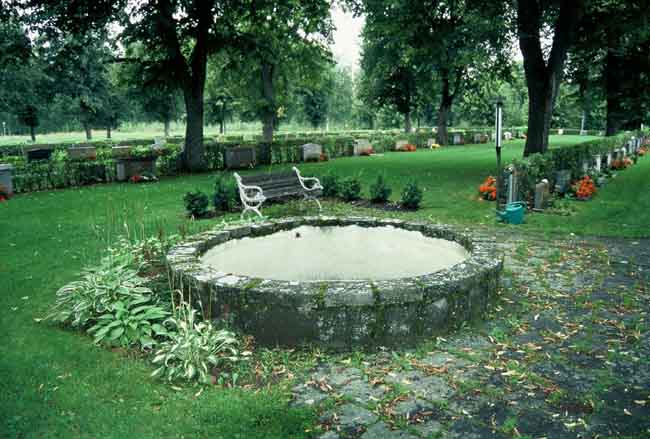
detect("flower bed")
[478,176,497,201]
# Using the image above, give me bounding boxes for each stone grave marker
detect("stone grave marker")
[301,143,322,161]
[504,131,513,141]
[558,128,564,135]
[606,152,613,167]
[593,154,602,172]
[427,138,438,148]
[533,179,550,211]
[395,139,409,151]
[0,164,14,195]
[452,133,464,145]
[581,159,590,175]
[67,146,97,160]
[354,138,371,156]
[555,170,572,194]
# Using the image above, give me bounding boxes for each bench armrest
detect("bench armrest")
[234,173,265,202]
[292,167,323,191]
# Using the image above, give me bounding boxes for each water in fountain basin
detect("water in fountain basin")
[200,225,470,281]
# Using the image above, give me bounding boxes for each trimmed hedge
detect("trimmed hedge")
[511,132,645,203]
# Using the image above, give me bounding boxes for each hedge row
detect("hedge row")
[511,131,646,203]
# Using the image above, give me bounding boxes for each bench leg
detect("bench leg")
[303,193,322,212]
[241,205,264,220]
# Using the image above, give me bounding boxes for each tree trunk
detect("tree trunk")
[517,0,584,156]
[106,125,111,139]
[164,119,170,138]
[30,125,36,142]
[404,111,412,133]
[436,72,453,145]
[524,75,556,156]
[605,35,625,136]
[183,82,206,171]
[436,104,451,145]
[261,62,275,144]
[84,124,92,140]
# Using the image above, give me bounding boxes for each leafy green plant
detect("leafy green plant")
[339,176,362,201]
[183,190,210,218]
[369,174,391,203]
[88,296,169,349]
[401,180,423,209]
[49,260,156,328]
[321,173,340,197]
[152,304,244,383]
[212,176,231,212]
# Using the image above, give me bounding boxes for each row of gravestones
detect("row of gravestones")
[507,137,646,210]
[0,140,169,194]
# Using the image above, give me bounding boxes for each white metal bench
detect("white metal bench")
[233,166,323,219]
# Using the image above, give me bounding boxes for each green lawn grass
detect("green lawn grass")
[1,135,648,438]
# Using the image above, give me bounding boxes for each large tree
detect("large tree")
[358,0,509,143]
[516,0,585,155]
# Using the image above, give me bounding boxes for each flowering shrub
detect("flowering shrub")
[639,147,647,157]
[611,157,633,170]
[573,176,597,200]
[0,185,10,202]
[129,173,158,183]
[478,176,497,201]
[396,143,417,152]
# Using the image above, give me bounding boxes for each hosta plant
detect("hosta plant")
[49,259,155,328]
[88,296,169,349]
[152,304,244,383]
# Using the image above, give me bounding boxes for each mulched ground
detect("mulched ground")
[290,234,650,439]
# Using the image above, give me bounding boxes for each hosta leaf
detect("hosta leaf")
[109,326,125,340]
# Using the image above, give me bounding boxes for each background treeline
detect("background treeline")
[1,1,649,165]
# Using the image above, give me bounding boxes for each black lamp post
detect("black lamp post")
[495,98,504,212]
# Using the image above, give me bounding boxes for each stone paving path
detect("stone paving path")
[290,234,650,439]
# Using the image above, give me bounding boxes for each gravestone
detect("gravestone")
[111,146,132,159]
[558,128,564,135]
[225,146,256,169]
[301,143,322,161]
[533,179,550,211]
[354,138,371,156]
[25,147,54,162]
[606,152,613,167]
[581,159,590,175]
[580,130,588,136]
[555,170,572,194]
[451,133,464,145]
[395,140,409,150]
[620,147,626,158]
[0,164,14,195]
[67,146,97,160]
[426,138,438,148]
[504,131,513,141]
[593,154,602,172]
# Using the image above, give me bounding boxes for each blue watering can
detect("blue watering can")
[497,202,526,224]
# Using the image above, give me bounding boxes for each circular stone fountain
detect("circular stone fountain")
[166,217,502,348]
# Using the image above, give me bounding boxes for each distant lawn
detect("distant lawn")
[2,134,648,438]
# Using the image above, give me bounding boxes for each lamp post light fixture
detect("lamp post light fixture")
[494,98,504,211]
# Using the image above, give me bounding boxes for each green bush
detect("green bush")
[369,174,392,203]
[183,190,210,218]
[339,176,362,201]
[321,173,340,197]
[213,176,231,212]
[87,296,169,349]
[401,180,423,209]
[152,304,243,384]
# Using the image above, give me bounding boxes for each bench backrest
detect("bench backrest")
[240,171,302,192]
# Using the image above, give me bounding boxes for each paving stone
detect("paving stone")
[340,379,388,404]
[318,431,340,439]
[336,404,378,429]
[360,421,418,439]
[392,398,435,418]
[385,371,453,400]
[413,420,444,437]
[291,383,329,407]
[314,367,363,388]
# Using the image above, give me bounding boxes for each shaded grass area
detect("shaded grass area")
[1,134,648,438]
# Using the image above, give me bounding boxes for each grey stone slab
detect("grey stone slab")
[385,371,453,400]
[337,403,379,428]
[361,422,418,439]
